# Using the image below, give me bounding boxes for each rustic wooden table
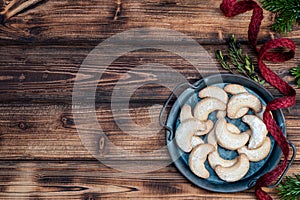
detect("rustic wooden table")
[0,0,299,199]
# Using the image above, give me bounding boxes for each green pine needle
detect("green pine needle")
[277,174,300,200]
[260,0,300,33]
[215,35,265,85]
[290,65,300,88]
[215,50,233,73]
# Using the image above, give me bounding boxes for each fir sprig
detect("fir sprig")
[290,65,300,88]
[277,174,300,200]
[215,35,265,85]
[215,50,233,73]
[260,0,300,33]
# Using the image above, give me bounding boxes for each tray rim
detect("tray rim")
[165,74,286,193]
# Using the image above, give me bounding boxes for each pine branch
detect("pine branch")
[215,35,265,85]
[260,0,300,33]
[277,174,300,200]
[290,65,300,88]
[215,50,234,73]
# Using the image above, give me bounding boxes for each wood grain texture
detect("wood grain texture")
[4,160,300,199]
[0,0,296,44]
[0,0,299,199]
[0,102,299,161]
[0,44,299,104]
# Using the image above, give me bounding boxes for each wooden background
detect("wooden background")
[0,0,300,199]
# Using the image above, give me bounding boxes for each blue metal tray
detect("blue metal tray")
[160,74,295,192]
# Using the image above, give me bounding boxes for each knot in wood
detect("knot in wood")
[18,122,28,130]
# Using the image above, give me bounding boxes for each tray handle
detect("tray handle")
[248,141,296,188]
[159,81,200,141]
[267,141,297,188]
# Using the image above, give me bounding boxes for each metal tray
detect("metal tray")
[160,74,296,192]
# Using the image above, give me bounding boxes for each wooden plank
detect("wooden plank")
[0,0,298,199]
[0,102,300,161]
[0,44,299,103]
[0,0,286,44]
[0,103,173,160]
[3,160,300,199]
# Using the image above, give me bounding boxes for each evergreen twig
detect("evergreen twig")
[290,65,300,88]
[215,35,265,85]
[277,174,300,200]
[260,0,300,33]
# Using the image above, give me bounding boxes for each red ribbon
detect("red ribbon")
[220,0,296,199]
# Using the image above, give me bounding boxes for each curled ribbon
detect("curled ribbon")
[220,0,296,199]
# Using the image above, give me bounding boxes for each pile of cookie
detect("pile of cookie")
[175,84,271,182]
